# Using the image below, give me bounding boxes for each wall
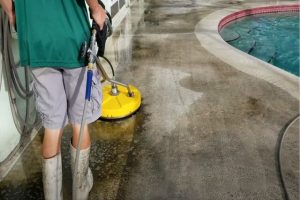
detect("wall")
[0,49,21,163]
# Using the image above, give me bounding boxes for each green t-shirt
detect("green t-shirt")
[15,0,91,68]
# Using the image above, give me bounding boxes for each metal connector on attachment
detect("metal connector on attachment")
[127,88,134,97]
[110,83,119,96]
[95,57,135,98]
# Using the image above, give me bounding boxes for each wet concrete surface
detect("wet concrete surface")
[0,0,299,200]
[0,109,148,200]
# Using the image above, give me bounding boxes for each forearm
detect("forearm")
[0,0,14,18]
[85,0,106,29]
[85,0,102,13]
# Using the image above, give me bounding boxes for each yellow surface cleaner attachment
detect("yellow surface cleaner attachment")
[95,57,142,120]
[101,84,142,119]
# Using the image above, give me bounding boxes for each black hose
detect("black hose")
[268,52,277,64]
[0,9,38,133]
[226,33,241,43]
[100,55,115,77]
[24,67,31,133]
[276,114,300,200]
[1,10,33,98]
[248,40,256,54]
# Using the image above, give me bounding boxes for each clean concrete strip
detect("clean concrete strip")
[195,1,299,100]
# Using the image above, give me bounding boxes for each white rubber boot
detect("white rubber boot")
[42,153,63,200]
[70,143,93,200]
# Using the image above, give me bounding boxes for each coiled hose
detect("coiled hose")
[0,9,39,134]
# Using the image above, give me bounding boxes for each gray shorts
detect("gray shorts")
[31,67,102,129]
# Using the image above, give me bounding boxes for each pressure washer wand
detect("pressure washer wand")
[72,29,98,200]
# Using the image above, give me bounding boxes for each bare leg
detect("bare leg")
[42,128,63,158]
[71,124,91,149]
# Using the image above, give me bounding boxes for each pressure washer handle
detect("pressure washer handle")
[85,70,93,101]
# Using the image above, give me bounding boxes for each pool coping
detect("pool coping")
[195,1,299,100]
[218,4,300,31]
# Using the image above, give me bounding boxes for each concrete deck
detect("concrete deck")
[0,0,299,200]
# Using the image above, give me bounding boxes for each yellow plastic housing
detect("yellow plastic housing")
[101,84,142,119]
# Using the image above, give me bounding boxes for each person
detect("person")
[0,0,107,199]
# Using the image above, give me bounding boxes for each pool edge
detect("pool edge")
[195,1,300,100]
[218,4,300,31]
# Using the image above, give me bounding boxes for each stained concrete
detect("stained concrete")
[0,0,299,200]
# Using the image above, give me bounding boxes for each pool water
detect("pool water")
[220,12,300,76]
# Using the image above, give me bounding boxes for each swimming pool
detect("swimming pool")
[220,9,299,76]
